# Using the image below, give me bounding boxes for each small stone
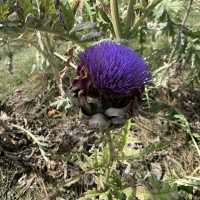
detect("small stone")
[111,116,126,125]
[89,113,110,129]
[7,11,19,22]
[104,107,127,118]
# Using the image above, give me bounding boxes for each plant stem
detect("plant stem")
[110,0,122,40]
[35,0,41,17]
[105,130,115,185]
[126,0,136,30]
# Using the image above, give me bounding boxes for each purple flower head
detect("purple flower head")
[73,41,151,108]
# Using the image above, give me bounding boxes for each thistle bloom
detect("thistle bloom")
[72,41,151,111]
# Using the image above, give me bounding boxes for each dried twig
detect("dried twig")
[58,65,68,97]
[15,175,36,200]
[54,51,77,97]
[11,124,50,164]
[53,52,77,69]
[37,177,49,200]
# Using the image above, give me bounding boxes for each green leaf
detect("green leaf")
[39,0,56,16]
[84,1,95,22]
[121,119,132,148]
[59,1,75,31]
[70,22,97,33]
[0,3,9,21]
[50,97,72,111]
[18,0,35,17]
[122,187,135,200]
[154,0,183,20]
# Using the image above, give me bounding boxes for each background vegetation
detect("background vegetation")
[0,0,200,199]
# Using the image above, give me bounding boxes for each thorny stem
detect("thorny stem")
[110,0,122,40]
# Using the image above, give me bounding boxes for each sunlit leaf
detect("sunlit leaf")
[154,0,183,20]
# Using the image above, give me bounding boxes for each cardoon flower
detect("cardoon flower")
[72,41,151,126]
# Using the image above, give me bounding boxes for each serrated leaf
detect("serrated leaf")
[154,0,183,20]
[98,8,113,28]
[70,21,97,33]
[50,97,72,111]
[80,31,102,41]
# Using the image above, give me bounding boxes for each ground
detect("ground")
[0,26,200,200]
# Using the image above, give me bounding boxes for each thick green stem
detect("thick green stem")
[126,0,136,30]
[110,0,122,40]
[105,130,115,185]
